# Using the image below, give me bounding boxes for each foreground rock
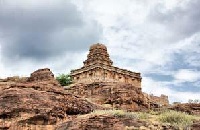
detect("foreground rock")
[66,82,149,111]
[0,68,99,129]
[191,121,200,130]
[57,114,177,130]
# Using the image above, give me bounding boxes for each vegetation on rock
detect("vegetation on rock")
[56,74,72,86]
[158,110,198,128]
[90,109,200,129]
[91,110,138,119]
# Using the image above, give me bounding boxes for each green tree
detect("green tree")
[56,74,72,86]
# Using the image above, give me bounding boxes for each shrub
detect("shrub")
[136,112,150,119]
[91,110,137,119]
[159,110,195,128]
[56,74,72,86]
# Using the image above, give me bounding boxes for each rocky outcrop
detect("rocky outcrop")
[171,103,200,115]
[56,114,177,130]
[0,68,99,129]
[27,68,55,82]
[66,82,149,111]
[0,76,28,83]
[149,94,169,108]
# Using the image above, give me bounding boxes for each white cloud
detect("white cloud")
[174,69,200,83]
[142,77,200,103]
[180,33,200,67]
[72,0,200,75]
[72,0,184,75]
[0,48,87,78]
[0,0,101,77]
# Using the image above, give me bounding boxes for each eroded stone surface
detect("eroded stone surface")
[66,82,149,111]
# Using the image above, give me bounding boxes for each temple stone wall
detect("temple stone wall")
[71,43,142,88]
[72,70,141,88]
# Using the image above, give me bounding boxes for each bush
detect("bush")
[56,74,72,86]
[91,110,137,119]
[159,110,195,128]
[136,112,150,119]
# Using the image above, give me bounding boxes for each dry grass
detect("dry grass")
[91,109,138,119]
[91,110,151,120]
[89,109,199,129]
[158,110,198,128]
[136,112,150,119]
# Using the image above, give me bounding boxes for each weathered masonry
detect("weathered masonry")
[71,43,142,88]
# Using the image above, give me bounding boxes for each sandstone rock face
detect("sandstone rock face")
[0,68,99,129]
[27,68,55,82]
[66,82,149,111]
[171,103,200,115]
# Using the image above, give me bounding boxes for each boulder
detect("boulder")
[27,68,55,82]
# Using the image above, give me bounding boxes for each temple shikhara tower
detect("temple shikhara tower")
[71,43,142,88]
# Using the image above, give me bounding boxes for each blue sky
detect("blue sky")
[0,0,199,103]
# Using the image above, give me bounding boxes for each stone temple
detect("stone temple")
[71,43,142,88]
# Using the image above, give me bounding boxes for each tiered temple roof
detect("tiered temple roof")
[83,43,113,67]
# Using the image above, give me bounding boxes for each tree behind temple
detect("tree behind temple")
[56,74,72,86]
